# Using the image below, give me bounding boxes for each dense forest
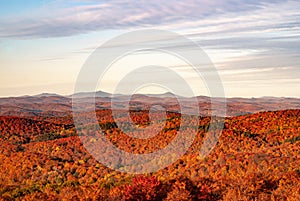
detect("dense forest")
[0,109,299,200]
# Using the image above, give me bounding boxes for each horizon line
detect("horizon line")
[0,90,299,99]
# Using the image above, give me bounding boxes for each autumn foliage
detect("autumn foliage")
[0,108,299,200]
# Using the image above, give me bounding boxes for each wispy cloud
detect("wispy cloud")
[0,0,296,38]
[0,0,299,97]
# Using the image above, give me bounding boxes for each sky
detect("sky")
[0,0,299,98]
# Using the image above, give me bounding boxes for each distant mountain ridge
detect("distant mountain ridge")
[0,91,299,117]
[71,91,113,98]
